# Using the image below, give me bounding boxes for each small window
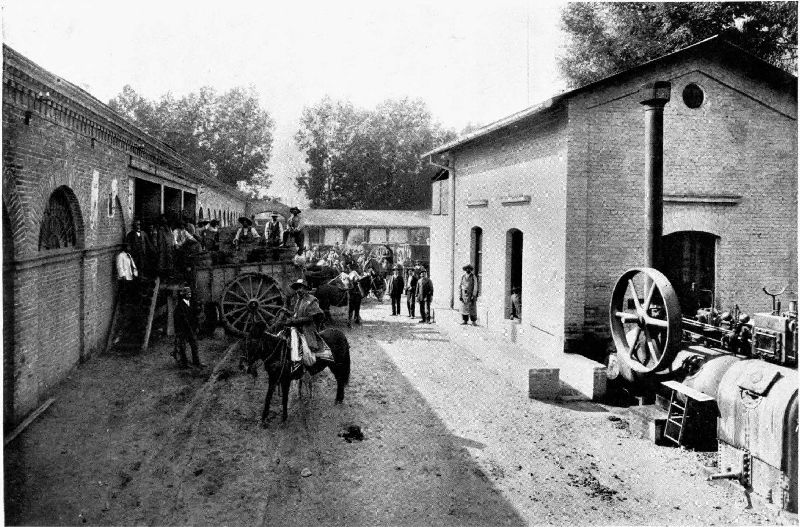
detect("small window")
[682,83,704,109]
[39,188,78,250]
[107,192,114,217]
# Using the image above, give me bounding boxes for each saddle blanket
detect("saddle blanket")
[290,328,334,368]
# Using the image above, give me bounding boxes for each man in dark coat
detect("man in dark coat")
[173,287,204,368]
[151,215,175,278]
[124,219,154,276]
[405,268,418,318]
[387,265,404,316]
[416,269,434,323]
[282,207,304,253]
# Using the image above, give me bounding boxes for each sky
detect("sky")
[1,0,569,205]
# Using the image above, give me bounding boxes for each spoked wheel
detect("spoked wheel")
[220,273,286,336]
[609,267,682,375]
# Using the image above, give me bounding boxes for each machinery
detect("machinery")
[608,80,798,514]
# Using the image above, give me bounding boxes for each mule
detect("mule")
[241,319,351,425]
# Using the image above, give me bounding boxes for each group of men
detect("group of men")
[387,265,434,323]
[232,207,305,252]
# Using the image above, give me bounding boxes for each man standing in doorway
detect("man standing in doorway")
[387,265,404,316]
[124,219,153,276]
[116,242,139,305]
[459,264,479,326]
[416,268,433,323]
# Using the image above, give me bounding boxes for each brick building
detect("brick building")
[2,46,248,426]
[424,38,797,364]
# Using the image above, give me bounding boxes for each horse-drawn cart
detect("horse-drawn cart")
[191,245,303,337]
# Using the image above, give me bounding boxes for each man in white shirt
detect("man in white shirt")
[116,243,139,305]
[263,212,284,248]
[233,217,260,247]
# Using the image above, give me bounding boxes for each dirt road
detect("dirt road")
[5,300,779,526]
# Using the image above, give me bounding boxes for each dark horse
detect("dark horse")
[240,315,351,425]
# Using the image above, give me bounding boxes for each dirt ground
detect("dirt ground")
[4,298,785,526]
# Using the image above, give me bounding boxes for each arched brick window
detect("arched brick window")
[198,207,204,220]
[39,186,79,251]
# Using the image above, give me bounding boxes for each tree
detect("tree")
[558,2,798,88]
[294,96,456,210]
[109,85,274,188]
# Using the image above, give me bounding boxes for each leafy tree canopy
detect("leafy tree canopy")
[294,96,456,210]
[109,85,275,189]
[558,2,797,87]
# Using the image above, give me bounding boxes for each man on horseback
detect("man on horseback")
[285,279,334,369]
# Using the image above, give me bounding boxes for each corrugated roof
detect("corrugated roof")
[422,36,796,158]
[302,209,430,228]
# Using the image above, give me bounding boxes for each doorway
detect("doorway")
[662,231,717,316]
[505,229,523,319]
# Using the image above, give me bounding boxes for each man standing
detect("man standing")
[204,219,220,251]
[405,268,418,318]
[173,287,204,368]
[459,264,479,326]
[282,207,304,253]
[387,265,404,316]
[264,211,284,248]
[151,215,175,278]
[416,268,433,323]
[344,263,363,327]
[116,242,139,305]
[124,219,153,276]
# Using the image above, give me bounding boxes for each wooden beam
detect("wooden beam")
[4,398,56,446]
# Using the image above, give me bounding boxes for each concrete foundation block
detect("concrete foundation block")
[528,368,560,400]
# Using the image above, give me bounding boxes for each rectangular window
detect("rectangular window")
[431,181,441,215]
[440,180,449,216]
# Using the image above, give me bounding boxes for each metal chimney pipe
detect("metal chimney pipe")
[639,81,671,269]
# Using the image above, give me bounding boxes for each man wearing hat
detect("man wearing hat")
[173,286,204,368]
[387,264,405,316]
[281,207,304,253]
[459,264,479,326]
[233,216,260,247]
[286,279,332,364]
[263,211,284,248]
[405,267,418,318]
[415,268,434,323]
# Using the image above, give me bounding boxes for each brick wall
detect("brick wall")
[446,107,569,346]
[2,46,247,424]
[430,45,796,359]
[576,54,797,338]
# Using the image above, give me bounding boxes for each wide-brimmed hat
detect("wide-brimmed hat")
[238,216,253,226]
[270,211,279,217]
[463,264,474,271]
[289,207,301,214]
[197,220,209,227]
[209,219,219,227]
[290,279,310,290]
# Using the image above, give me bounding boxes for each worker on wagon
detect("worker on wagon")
[173,286,204,369]
[281,207,304,253]
[204,219,220,251]
[263,211,284,248]
[459,264,479,326]
[285,279,333,367]
[233,216,260,247]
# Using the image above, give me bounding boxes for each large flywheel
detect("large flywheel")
[221,272,286,336]
[609,267,682,374]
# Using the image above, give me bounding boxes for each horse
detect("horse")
[240,314,351,426]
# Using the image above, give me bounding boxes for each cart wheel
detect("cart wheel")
[221,273,286,337]
[609,267,682,375]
